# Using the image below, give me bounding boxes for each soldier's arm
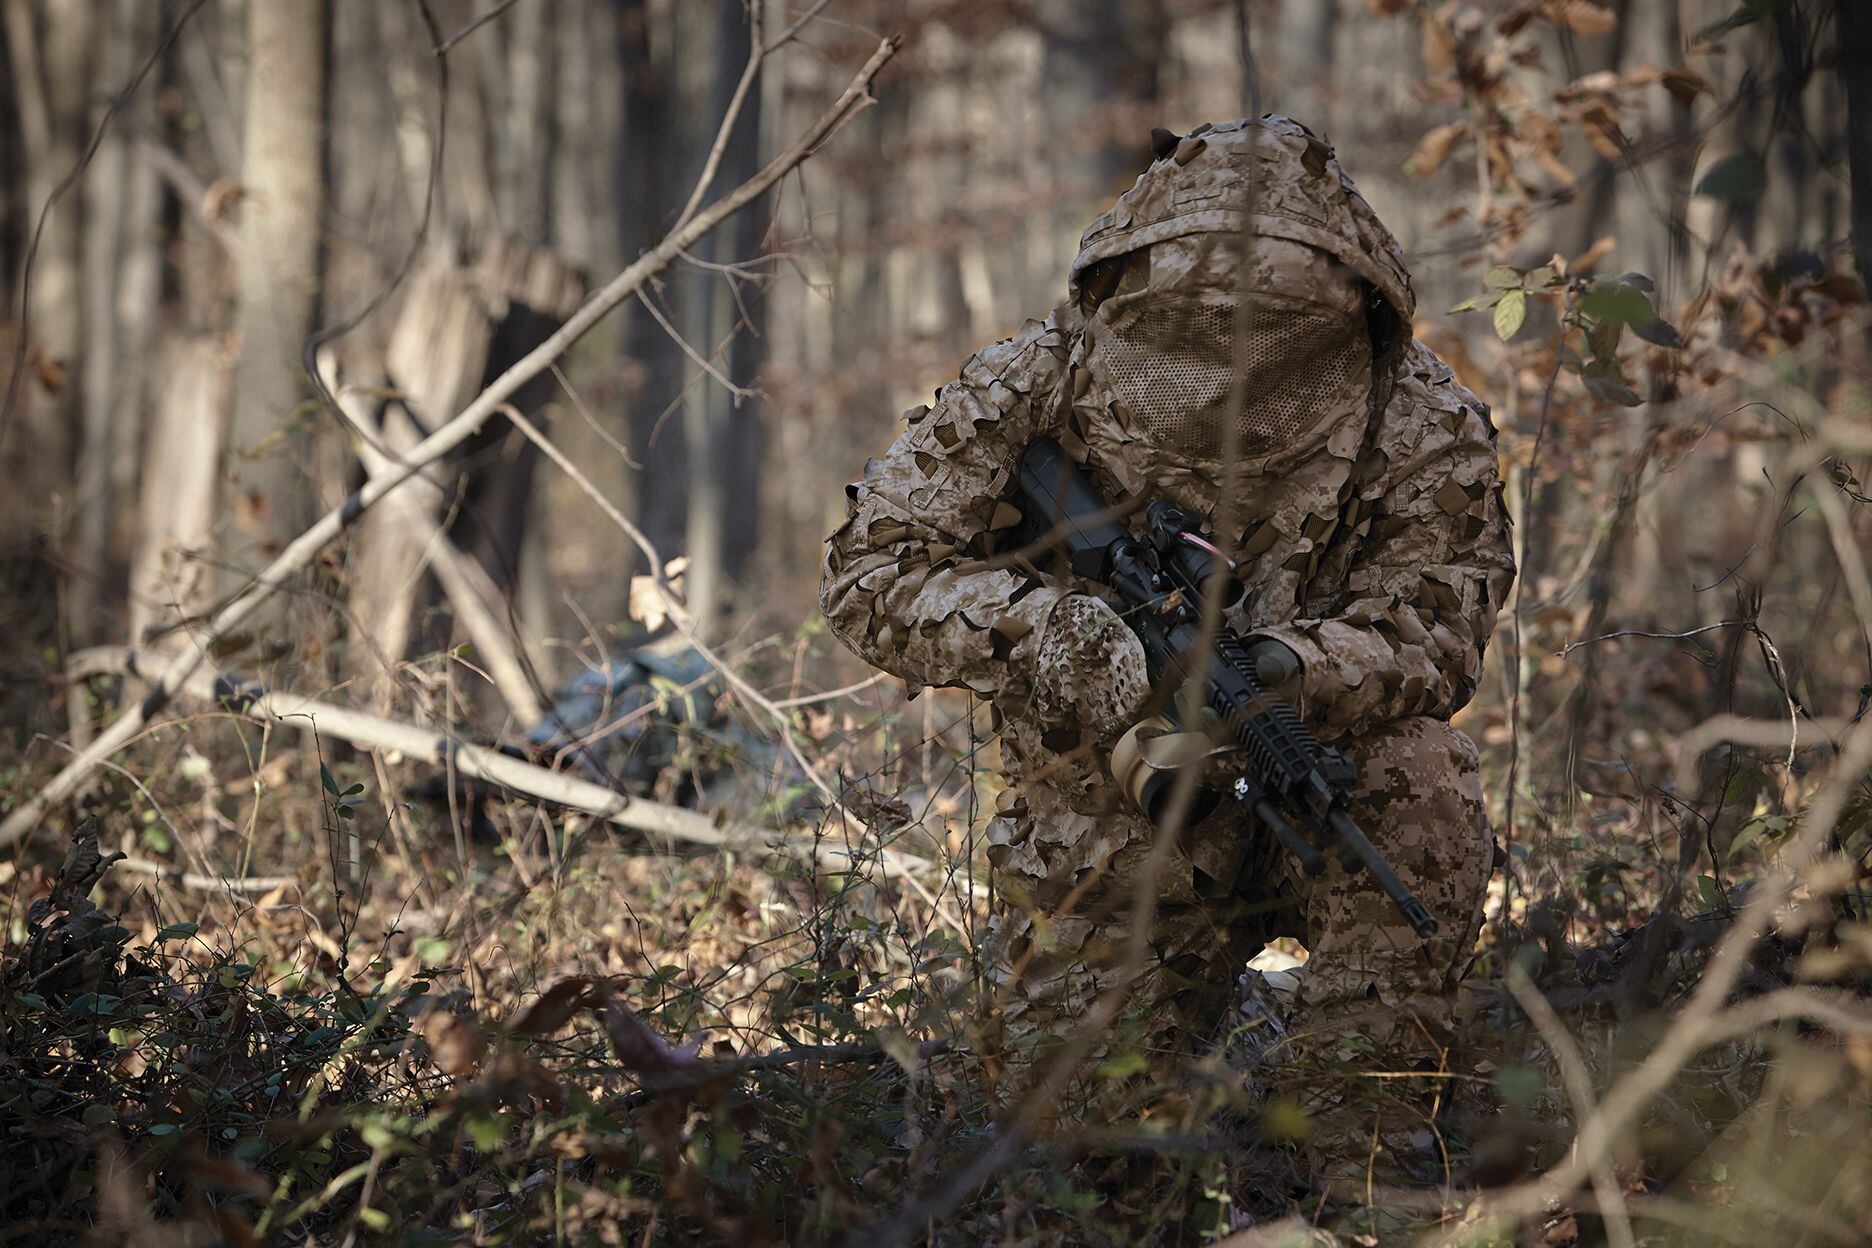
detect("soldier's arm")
[1250,351,1516,734]
[821,315,1080,700]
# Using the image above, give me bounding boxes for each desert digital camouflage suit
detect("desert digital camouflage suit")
[822,117,1515,1162]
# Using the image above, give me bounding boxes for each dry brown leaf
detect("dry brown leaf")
[25,344,66,394]
[1410,122,1471,177]
[597,987,698,1076]
[202,177,245,223]
[1546,0,1617,37]
[1572,236,1617,273]
[1420,8,1456,74]
[1660,66,1713,105]
[1578,102,1628,160]
[423,1008,487,1076]
[1363,0,1411,14]
[504,975,593,1036]
[627,555,690,633]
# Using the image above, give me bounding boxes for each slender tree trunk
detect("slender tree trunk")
[3,0,91,567]
[1838,0,1872,289]
[223,0,328,569]
[1271,0,1336,130]
[73,1,134,642]
[620,0,687,571]
[682,0,763,634]
[1036,0,1166,281]
[128,338,232,642]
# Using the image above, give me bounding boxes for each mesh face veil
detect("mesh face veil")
[1083,235,1373,463]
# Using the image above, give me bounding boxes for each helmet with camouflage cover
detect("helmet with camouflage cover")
[1067,116,1416,466]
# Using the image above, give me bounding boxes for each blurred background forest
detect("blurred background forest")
[2,0,1871,1244]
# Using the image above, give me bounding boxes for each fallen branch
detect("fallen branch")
[63,645,941,884]
[317,347,546,724]
[114,856,296,894]
[617,1036,956,1109]
[0,36,901,850]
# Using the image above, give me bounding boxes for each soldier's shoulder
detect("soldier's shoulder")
[1381,341,1499,448]
[957,308,1075,394]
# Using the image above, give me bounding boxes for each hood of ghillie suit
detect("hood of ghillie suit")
[1065,116,1415,470]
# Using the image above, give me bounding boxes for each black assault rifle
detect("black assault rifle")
[1015,437,1439,940]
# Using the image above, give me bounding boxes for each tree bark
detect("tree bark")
[128,337,232,643]
[620,0,687,573]
[1838,0,1872,291]
[2,0,91,567]
[223,0,328,567]
[681,0,764,635]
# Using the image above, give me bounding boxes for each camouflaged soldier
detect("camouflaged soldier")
[821,117,1514,1174]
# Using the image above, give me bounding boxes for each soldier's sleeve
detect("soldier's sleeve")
[1250,353,1516,733]
[821,316,1075,699]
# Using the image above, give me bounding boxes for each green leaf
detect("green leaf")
[1694,6,1760,42]
[321,764,341,797]
[1720,768,1770,805]
[154,922,200,943]
[359,1208,391,1231]
[1629,315,1684,349]
[1695,152,1767,202]
[1096,1050,1150,1080]
[1583,374,1644,407]
[1494,1065,1545,1110]
[466,1115,502,1153]
[82,1104,116,1126]
[1484,265,1524,289]
[1450,289,1510,315]
[1697,873,1727,911]
[1578,282,1655,328]
[1727,815,1791,861]
[1526,264,1560,289]
[1494,290,1528,341]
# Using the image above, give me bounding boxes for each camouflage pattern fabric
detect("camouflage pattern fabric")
[820,117,1514,1158]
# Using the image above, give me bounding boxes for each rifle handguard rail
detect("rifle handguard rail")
[1013,436,1440,940]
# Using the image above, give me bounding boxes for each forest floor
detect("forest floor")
[5,603,1871,1248]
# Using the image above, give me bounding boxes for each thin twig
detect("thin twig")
[635,289,753,400]
[1558,619,1749,658]
[434,0,523,55]
[1505,967,1635,1248]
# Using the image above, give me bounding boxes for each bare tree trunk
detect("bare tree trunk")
[128,337,232,642]
[73,1,133,642]
[1270,0,1336,129]
[2,0,91,570]
[620,0,686,568]
[347,234,581,703]
[682,0,764,635]
[223,0,327,570]
[1838,0,1872,290]
[1036,0,1166,282]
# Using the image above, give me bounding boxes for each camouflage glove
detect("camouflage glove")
[1029,594,1151,749]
